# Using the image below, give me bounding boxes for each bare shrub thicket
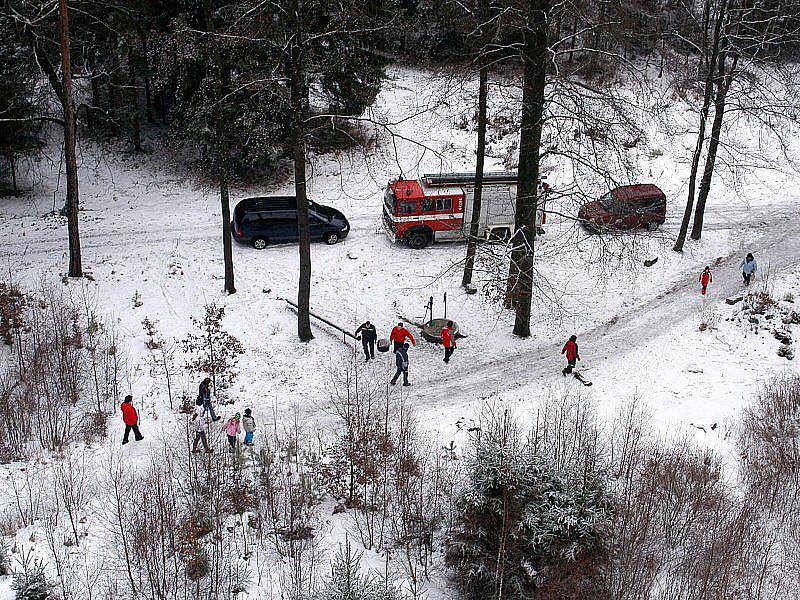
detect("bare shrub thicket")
[737,373,800,595]
[249,409,325,599]
[100,437,250,599]
[0,282,125,459]
[437,388,800,599]
[321,360,460,597]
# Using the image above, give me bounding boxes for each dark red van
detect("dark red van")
[578,184,666,232]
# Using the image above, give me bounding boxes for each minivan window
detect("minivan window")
[598,192,614,211]
[270,211,297,224]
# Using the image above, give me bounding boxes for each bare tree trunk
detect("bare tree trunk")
[87,48,102,129]
[202,0,236,295]
[127,47,142,153]
[691,52,737,240]
[10,157,17,195]
[462,65,489,288]
[290,0,313,341]
[673,0,727,253]
[138,29,155,124]
[59,0,82,278]
[508,0,548,338]
[220,164,236,294]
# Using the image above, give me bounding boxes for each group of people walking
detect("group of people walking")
[355,319,457,387]
[698,252,759,296]
[119,378,257,453]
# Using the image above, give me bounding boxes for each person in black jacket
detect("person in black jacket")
[198,378,221,421]
[355,320,378,361]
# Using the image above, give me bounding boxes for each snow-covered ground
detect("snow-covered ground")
[1,65,799,597]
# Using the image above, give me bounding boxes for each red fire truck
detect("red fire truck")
[382,172,547,249]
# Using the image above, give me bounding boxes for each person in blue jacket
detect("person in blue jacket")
[740,252,758,286]
[391,342,411,387]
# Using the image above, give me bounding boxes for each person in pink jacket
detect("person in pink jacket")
[223,413,241,452]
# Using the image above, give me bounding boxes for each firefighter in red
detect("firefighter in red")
[699,266,712,295]
[441,321,457,364]
[121,394,144,445]
[390,322,416,352]
[561,335,580,375]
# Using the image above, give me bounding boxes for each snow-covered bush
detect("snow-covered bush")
[778,343,795,360]
[444,408,611,598]
[317,540,404,600]
[11,552,52,600]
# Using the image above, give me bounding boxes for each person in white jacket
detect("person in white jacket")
[191,410,213,453]
[740,253,758,286]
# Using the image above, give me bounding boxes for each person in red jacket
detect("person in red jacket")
[120,395,144,445]
[390,322,416,352]
[561,335,580,375]
[699,266,712,295]
[441,321,457,364]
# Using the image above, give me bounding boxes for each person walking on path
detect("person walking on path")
[699,266,713,295]
[561,335,580,375]
[441,321,457,364]
[390,322,416,352]
[355,320,378,361]
[199,378,221,422]
[191,410,213,453]
[120,395,144,445]
[242,408,256,447]
[740,253,758,286]
[391,342,411,386]
[223,413,241,452]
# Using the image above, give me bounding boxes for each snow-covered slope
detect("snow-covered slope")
[1,65,799,597]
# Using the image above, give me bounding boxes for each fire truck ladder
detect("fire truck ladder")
[421,171,518,186]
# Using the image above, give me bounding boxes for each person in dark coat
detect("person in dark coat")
[561,335,580,375]
[355,320,378,361]
[391,342,411,386]
[441,321,457,364]
[198,377,220,421]
[120,395,144,445]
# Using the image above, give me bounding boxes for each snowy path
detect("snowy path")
[412,207,800,407]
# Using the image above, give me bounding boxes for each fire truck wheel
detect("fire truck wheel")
[324,232,341,245]
[252,237,268,250]
[406,230,431,250]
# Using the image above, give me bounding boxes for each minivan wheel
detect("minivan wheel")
[488,227,511,242]
[252,237,268,250]
[407,231,430,250]
[646,221,660,232]
[324,232,340,245]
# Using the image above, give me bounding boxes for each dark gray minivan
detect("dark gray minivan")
[232,196,350,249]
